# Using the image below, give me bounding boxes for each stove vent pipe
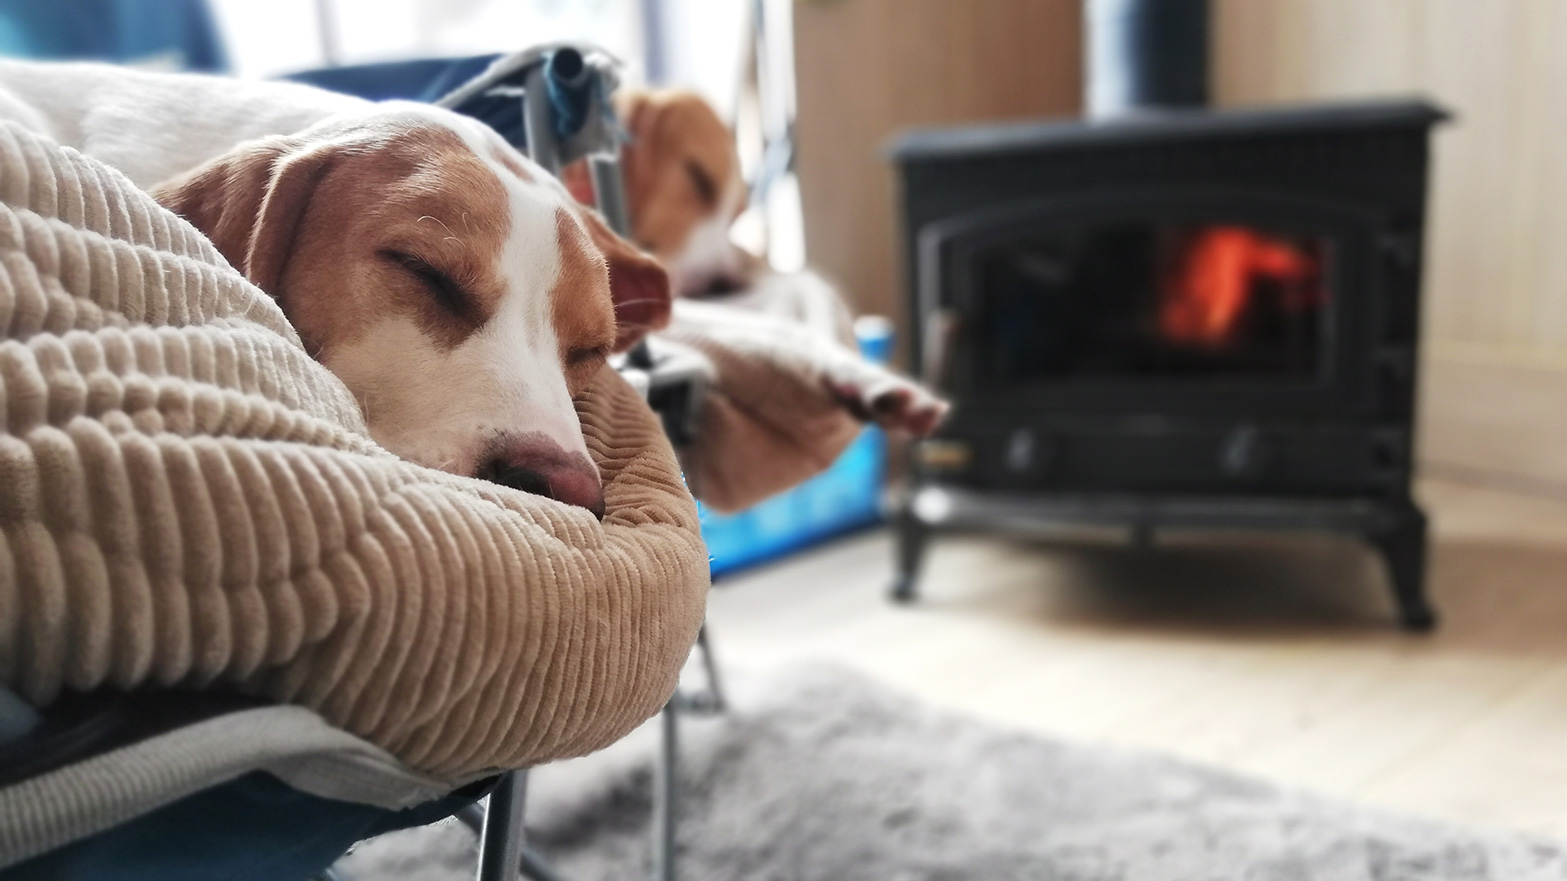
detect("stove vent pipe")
[1085,0,1208,117]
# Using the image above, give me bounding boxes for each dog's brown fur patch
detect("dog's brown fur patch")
[551,208,617,397]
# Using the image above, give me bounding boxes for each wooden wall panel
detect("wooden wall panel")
[792,0,1083,345]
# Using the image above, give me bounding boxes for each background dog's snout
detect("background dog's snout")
[477,436,605,518]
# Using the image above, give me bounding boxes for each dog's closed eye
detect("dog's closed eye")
[381,249,472,318]
[564,344,610,396]
[567,346,609,367]
[684,159,718,208]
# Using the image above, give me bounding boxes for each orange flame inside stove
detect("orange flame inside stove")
[1159,226,1318,347]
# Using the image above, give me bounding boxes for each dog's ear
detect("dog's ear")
[578,206,671,352]
[613,89,659,144]
[151,137,335,296]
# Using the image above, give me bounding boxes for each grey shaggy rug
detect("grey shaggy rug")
[340,666,1567,880]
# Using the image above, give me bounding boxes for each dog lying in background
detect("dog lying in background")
[562,88,947,463]
[600,90,858,342]
[0,59,673,517]
[563,88,752,298]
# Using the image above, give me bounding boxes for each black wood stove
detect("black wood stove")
[888,101,1448,629]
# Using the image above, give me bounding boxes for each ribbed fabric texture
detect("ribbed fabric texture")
[0,120,709,779]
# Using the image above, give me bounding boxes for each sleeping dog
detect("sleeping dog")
[0,59,671,516]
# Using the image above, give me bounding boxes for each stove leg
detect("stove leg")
[890,498,928,604]
[1369,505,1434,632]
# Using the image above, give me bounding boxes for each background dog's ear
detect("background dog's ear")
[151,137,334,296]
[613,89,659,145]
[578,207,672,352]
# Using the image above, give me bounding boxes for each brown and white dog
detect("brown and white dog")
[0,60,672,516]
[563,88,753,298]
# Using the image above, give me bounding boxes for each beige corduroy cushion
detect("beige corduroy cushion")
[0,120,709,781]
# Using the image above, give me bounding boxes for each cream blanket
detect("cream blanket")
[0,118,709,792]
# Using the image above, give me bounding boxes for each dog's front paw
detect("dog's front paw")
[826,371,949,437]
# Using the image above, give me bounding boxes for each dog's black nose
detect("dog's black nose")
[475,436,606,518]
[478,461,553,497]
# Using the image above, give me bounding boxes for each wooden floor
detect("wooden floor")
[705,477,1567,837]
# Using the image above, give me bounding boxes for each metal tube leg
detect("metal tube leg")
[460,792,570,881]
[476,771,529,881]
[457,803,486,834]
[695,625,726,714]
[890,494,928,603]
[589,155,633,237]
[651,704,678,881]
[523,68,562,175]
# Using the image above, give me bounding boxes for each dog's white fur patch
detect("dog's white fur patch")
[666,184,746,296]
